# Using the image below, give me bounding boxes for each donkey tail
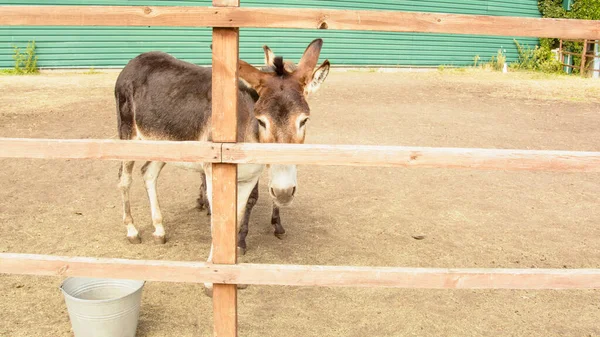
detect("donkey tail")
[115,85,135,141]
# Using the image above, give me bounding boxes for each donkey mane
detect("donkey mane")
[273,56,290,76]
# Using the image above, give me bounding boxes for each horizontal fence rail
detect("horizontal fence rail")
[224,143,600,172]
[2,138,600,172]
[2,253,600,290]
[0,138,220,163]
[1,6,600,39]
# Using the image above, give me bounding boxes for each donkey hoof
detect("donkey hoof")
[274,230,286,240]
[237,284,249,290]
[203,286,213,298]
[196,199,207,211]
[153,235,166,244]
[237,246,246,256]
[127,235,142,244]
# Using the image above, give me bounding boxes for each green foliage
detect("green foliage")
[84,67,102,75]
[10,41,39,75]
[536,0,600,74]
[561,39,586,74]
[537,0,600,20]
[487,49,507,71]
[538,0,567,18]
[473,54,480,67]
[567,0,600,19]
[512,39,563,73]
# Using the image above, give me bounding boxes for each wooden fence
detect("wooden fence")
[1,3,600,336]
[558,38,600,75]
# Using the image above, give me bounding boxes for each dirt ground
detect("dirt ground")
[1,69,600,337]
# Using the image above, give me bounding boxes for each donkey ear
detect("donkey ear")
[238,60,269,91]
[296,39,324,86]
[304,60,330,96]
[263,45,275,66]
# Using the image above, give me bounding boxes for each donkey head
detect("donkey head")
[238,38,330,206]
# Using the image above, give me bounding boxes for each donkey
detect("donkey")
[115,39,330,258]
[196,45,304,253]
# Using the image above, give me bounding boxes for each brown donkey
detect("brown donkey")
[196,44,316,253]
[115,40,330,262]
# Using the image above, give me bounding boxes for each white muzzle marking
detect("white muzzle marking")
[268,164,297,206]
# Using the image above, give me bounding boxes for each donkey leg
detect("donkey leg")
[196,171,211,215]
[271,203,286,239]
[204,164,261,297]
[237,182,259,256]
[118,161,140,244]
[236,171,261,253]
[233,176,260,291]
[141,161,167,244]
[203,163,215,297]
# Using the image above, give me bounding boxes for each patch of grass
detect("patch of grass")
[438,67,469,75]
[0,69,18,75]
[343,68,377,73]
[487,48,507,71]
[11,41,39,75]
[473,54,480,67]
[83,67,103,75]
[516,69,570,80]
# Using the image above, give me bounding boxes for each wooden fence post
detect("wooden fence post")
[558,39,563,64]
[580,39,588,76]
[211,0,239,336]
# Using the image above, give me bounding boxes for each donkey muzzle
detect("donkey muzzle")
[270,186,296,206]
[268,164,298,207]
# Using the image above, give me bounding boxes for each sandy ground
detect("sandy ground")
[1,69,600,337]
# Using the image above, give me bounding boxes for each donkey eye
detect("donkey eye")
[299,118,310,128]
[257,118,267,129]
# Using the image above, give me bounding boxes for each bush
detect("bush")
[486,49,507,71]
[512,39,563,73]
[11,41,39,74]
[538,0,567,18]
[537,0,600,20]
[567,0,600,20]
[473,55,481,67]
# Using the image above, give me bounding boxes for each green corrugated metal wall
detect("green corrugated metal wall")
[0,1,541,68]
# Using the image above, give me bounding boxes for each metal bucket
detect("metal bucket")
[60,277,145,337]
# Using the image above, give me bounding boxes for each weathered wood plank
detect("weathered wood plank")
[211,6,239,336]
[222,143,600,172]
[0,138,220,163]
[561,50,597,57]
[2,138,600,172]
[2,254,600,290]
[580,39,588,77]
[211,163,238,337]
[211,28,239,143]
[0,6,599,39]
[212,284,237,337]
